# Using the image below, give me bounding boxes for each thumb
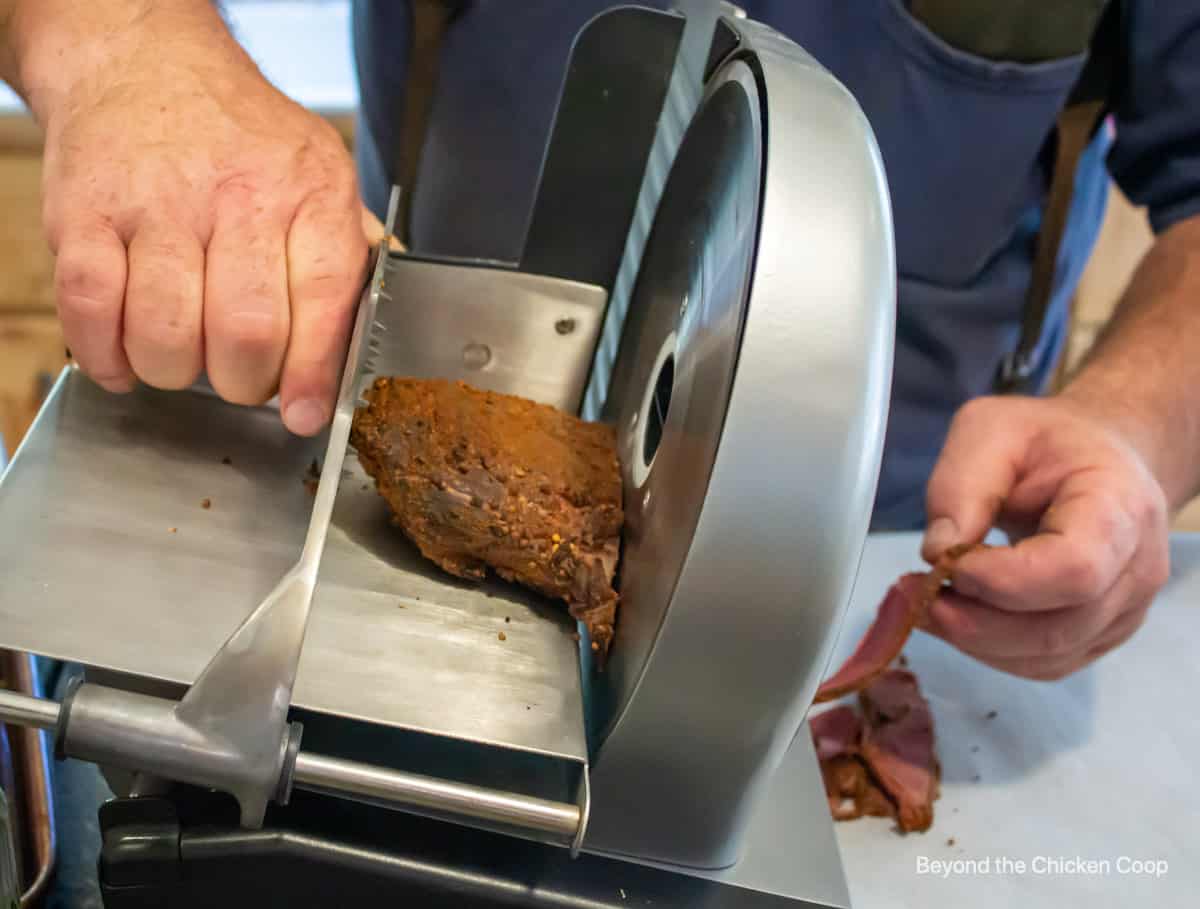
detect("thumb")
[281,193,368,436]
[922,399,1029,563]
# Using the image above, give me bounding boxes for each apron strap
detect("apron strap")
[389,1,465,245]
[994,0,1123,394]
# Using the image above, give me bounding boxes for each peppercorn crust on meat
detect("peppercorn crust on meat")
[350,377,623,658]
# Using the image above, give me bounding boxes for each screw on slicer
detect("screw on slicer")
[555,318,576,335]
[462,343,491,370]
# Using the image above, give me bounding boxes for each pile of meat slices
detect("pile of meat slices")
[808,544,977,833]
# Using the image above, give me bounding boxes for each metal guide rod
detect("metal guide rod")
[292,752,580,841]
[0,688,581,843]
[0,688,59,730]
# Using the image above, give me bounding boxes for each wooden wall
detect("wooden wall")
[0,121,64,457]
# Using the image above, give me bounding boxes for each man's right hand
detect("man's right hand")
[11,0,369,436]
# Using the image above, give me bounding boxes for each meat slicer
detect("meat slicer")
[0,3,894,905]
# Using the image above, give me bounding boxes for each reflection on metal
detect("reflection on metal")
[582,0,725,420]
[369,255,607,412]
[2,651,55,906]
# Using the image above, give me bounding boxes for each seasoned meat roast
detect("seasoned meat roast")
[350,377,624,657]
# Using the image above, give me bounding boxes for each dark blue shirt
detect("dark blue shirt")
[351,0,1200,529]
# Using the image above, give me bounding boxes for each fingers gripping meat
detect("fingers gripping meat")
[814,544,979,703]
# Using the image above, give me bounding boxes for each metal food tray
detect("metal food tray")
[0,366,589,780]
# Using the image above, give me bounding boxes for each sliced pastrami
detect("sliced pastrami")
[859,668,940,833]
[821,754,896,821]
[809,704,862,762]
[809,668,941,832]
[813,543,976,703]
[811,704,895,821]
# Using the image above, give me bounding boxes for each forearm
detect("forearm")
[7,0,248,128]
[1060,213,1200,512]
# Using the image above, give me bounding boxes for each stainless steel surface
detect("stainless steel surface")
[709,732,850,908]
[371,256,606,413]
[313,254,597,763]
[309,480,590,762]
[589,730,851,908]
[0,367,320,691]
[293,751,581,844]
[0,690,58,731]
[581,0,723,420]
[0,304,587,770]
[63,683,291,814]
[585,17,895,868]
[0,367,589,763]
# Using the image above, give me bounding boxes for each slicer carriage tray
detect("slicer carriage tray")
[0,368,589,783]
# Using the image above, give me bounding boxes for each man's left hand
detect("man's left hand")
[919,395,1170,680]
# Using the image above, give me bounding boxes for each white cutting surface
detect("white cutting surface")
[827,532,1198,908]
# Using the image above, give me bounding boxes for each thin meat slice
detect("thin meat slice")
[810,705,895,821]
[814,573,928,703]
[810,704,862,762]
[859,668,940,833]
[813,543,977,703]
[821,754,896,822]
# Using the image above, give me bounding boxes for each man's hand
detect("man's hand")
[916,214,1200,681]
[12,1,368,436]
[919,395,1170,680]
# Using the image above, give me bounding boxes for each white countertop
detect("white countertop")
[830,532,1199,909]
